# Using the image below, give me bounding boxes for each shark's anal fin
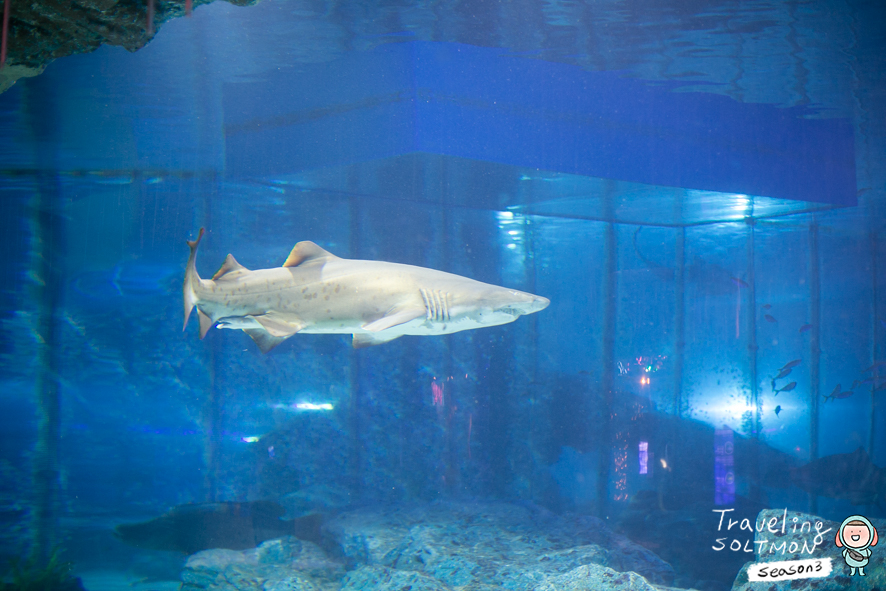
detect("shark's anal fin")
[198,309,214,339]
[283,241,339,268]
[352,333,403,348]
[362,307,426,333]
[244,329,288,354]
[213,254,250,280]
[252,314,305,337]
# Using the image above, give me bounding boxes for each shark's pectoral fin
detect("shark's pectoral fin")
[244,329,289,354]
[362,307,426,333]
[352,332,403,348]
[252,314,305,337]
[198,309,215,339]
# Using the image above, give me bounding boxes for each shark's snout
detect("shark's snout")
[529,295,550,313]
[500,292,550,316]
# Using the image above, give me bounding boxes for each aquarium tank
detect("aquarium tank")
[0,1,884,590]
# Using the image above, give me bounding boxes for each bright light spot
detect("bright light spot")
[731,194,750,213]
[660,458,668,469]
[508,230,520,235]
[295,402,334,411]
[506,244,517,249]
[497,211,514,220]
[639,441,648,474]
[272,402,334,412]
[241,436,260,443]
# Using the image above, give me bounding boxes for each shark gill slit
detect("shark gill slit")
[434,291,443,321]
[420,289,449,322]
[421,288,431,320]
[436,290,449,321]
[421,288,444,321]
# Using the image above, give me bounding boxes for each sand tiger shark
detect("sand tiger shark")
[183,229,549,352]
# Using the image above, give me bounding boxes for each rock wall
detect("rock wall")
[0,0,257,92]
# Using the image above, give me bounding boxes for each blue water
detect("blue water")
[0,1,884,590]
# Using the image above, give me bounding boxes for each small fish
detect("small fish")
[762,304,772,310]
[775,381,797,395]
[780,359,802,371]
[771,367,792,392]
[774,405,782,416]
[764,314,777,323]
[823,389,854,403]
[799,324,813,333]
[862,361,885,373]
[774,367,792,380]
[873,382,886,392]
[731,277,749,288]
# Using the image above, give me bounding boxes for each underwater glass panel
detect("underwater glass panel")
[0,1,884,590]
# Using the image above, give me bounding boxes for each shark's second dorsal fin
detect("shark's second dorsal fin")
[213,254,250,280]
[283,241,339,268]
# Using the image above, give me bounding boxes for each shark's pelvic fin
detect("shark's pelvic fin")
[353,332,403,348]
[213,254,250,281]
[283,241,339,268]
[244,328,288,353]
[362,306,426,333]
[252,314,305,337]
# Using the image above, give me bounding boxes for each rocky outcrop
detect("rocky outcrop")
[181,501,695,591]
[0,0,257,92]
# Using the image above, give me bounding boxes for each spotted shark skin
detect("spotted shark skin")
[183,229,549,352]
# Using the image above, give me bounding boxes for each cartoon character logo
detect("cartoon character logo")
[835,514,878,576]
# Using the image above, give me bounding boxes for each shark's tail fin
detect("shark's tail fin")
[183,228,205,331]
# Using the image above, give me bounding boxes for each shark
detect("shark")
[789,447,886,506]
[115,501,323,554]
[183,228,549,352]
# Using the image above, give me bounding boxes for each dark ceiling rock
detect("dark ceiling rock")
[0,0,259,93]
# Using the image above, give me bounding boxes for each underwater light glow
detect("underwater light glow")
[271,402,334,411]
[241,436,261,443]
[295,402,334,411]
[431,381,444,406]
[730,194,751,213]
[714,428,735,505]
[639,441,648,474]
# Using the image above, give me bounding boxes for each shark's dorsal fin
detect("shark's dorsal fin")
[213,254,250,280]
[283,241,339,268]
